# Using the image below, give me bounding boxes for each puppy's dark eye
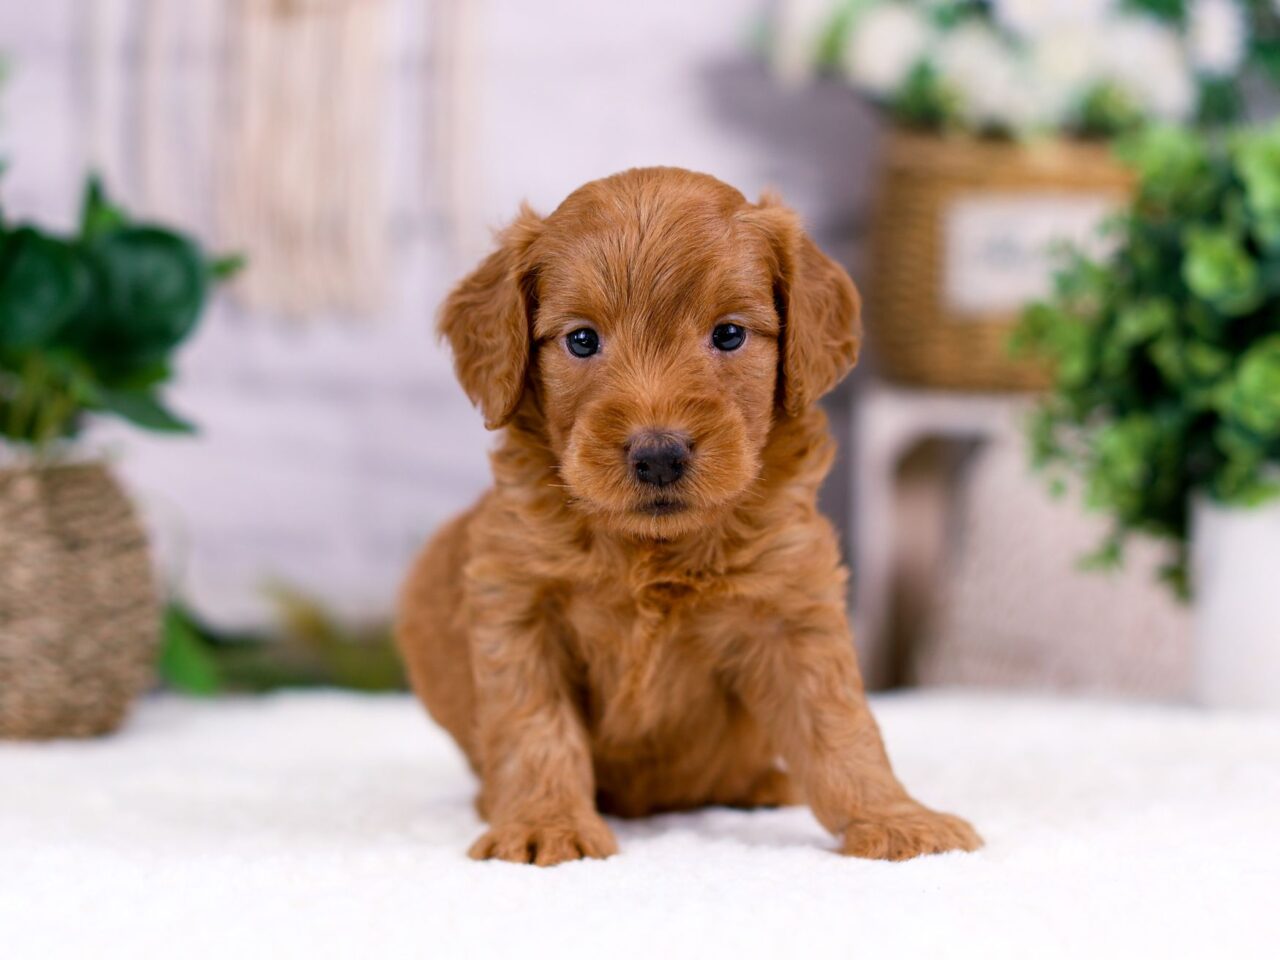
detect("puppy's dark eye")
[711,322,746,352]
[566,327,600,358]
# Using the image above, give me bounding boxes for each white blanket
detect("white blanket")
[2,691,1277,959]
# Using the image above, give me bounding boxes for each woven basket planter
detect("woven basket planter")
[0,462,159,738]
[866,130,1133,392]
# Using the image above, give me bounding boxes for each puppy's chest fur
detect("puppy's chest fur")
[557,546,762,749]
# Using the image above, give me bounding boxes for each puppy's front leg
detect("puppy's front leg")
[733,605,981,861]
[466,595,616,866]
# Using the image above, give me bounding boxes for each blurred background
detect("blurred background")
[4,0,1280,735]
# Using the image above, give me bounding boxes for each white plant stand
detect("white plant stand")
[849,382,1033,688]
[1192,495,1280,711]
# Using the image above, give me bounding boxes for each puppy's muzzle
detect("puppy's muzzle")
[628,432,692,488]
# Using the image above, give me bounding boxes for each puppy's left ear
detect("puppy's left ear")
[739,195,861,417]
[439,205,544,429]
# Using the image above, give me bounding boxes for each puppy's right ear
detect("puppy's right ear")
[439,205,543,429]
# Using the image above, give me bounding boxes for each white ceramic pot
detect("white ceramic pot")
[1191,495,1280,710]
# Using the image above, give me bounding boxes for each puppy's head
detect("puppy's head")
[441,168,860,539]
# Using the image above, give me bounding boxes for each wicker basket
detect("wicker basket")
[0,462,159,739]
[866,131,1133,391]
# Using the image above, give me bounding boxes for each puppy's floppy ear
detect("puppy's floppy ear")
[739,194,861,417]
[439,205,543,429]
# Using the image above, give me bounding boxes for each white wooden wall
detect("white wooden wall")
[0,0,877,627]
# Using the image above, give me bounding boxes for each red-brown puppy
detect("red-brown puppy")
[397,167,980,865]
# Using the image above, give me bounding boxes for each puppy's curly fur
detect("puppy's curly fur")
[397,168,981,865]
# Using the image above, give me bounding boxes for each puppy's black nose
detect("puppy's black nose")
[628,433,690,487]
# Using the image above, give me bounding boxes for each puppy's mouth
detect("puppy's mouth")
[635,497,687,517]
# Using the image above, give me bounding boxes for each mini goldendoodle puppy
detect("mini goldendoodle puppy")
[397,167,981,865]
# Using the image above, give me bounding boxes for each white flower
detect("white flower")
[936,22,1037,131]
[841,3,933,95]
[770,0,839,87]
[1102,15,1196,121]
[993,0,1116,39]
[1020,29,1104,128]
[1187,0,1247,76]
[1008,70,1075,132]
[1031,27,1105,94]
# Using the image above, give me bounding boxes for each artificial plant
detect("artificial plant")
[780,0,1280,139]
[1015,122,1280,597]
[0,176,240,454]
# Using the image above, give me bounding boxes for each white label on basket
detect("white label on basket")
[943,192,1118,316]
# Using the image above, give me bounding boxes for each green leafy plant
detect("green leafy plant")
[1015,123,1280,598]
[159,588,406,695]
[0,177,241,454]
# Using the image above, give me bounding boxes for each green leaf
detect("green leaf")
[1149,333,1186,385]
[1184,341,1230,381]
[1158,557,1191,603]
[69,226,208,371]
[95,388,195,434]
[1027,404,1065,468]
[1250,37,1280,85]
[1226,335,1280,436]
[208,252,246,281]
[813,0,862,71]
[158,604,222,695]
[1114,299,1174,346]
[1120,0,1185,24]
[1078,536,1123,572]
[0,349,93,448]
[1196,76,1243,128]
[1078,82,1145,139]
[1182,226,1263,315]
[78,174,128,241]
[0,228,89,347]
[1232,123,1280,251]
[890,62,960,130]
[1105,299,1174,376]
[1116,126,1211,209]
[105,360,172,392]
[1212,419,1278,505]
[1085,416,1157,517]
[1054,320,1095,388]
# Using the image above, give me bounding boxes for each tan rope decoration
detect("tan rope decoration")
[218,0,390,317]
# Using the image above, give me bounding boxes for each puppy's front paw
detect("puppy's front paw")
[840,803,982,861]
[468,814,618,866]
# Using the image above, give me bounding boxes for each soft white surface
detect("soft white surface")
[2,691,1277,959]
